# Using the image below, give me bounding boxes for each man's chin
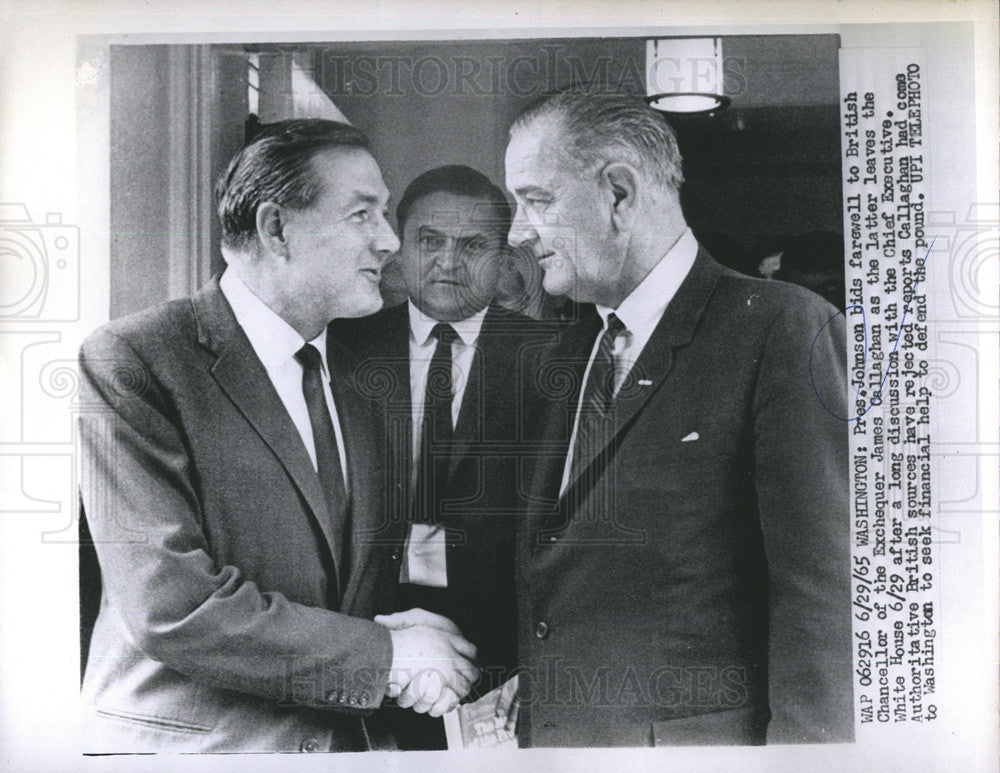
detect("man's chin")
[333,291,384,320]
[541,271,574,299]
[416,289,488,322]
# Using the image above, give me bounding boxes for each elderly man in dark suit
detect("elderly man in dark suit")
[332,165,543,749]
[77,120,478,753]
[501,88,852,746]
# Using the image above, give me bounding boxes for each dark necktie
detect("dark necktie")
[569,313,627,485]
[294,344,350,576]
[412,322,458,526]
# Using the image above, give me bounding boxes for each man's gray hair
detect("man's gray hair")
[511,85,684,193]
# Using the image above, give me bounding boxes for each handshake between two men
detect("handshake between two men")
[376,608,481,718]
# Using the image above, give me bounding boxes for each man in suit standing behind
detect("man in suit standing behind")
[78,120,478,753]
[501,88,852,746]
[333,165,542,749]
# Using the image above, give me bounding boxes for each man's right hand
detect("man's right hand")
[377,609,479,716]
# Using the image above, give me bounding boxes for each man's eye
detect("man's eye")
[350,210,369,222]
[461,236,491,255]
[420,234,447,251]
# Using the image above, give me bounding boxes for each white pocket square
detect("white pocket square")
[680,432,699,442]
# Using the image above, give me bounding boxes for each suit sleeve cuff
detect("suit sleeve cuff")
[315,620,393,714]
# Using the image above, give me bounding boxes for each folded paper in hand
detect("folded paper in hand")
[442,678,518,750]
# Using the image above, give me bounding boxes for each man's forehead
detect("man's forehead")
[510,112,564,150]
[414,222,504,241]
[506,120,565,187]
[505,157,560,194]
[505,130,543,169]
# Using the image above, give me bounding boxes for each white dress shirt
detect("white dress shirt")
[400,301,489,587]
[559,229,699,496]
[220,269,348,486]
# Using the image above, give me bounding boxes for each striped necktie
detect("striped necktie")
[569,313,627,484]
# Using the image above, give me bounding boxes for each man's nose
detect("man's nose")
[435,239,462,271]
[507,204,537,248]
[373,216,400,259]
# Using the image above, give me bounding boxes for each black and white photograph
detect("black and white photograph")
[0,1,997,770]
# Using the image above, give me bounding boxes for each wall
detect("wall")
[108,45,247,319]
[109,46,172,319]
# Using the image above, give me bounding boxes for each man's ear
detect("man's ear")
[602,162,640,232]
[256,201,290,258]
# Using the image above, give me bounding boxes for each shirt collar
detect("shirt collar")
[407,299,489,349]
[220,268,329,375]
[595,227,698,336]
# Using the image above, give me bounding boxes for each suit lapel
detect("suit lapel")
[560,248,724,501]
[327,338,385,613]
[386,306,414,525]
[447,361,478,497]
[192,280,343,592]
[391,305,415,490]
[333,304,412,539]
[526,306,602,529]
[448,306,505,483]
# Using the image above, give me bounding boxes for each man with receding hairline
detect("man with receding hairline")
[502,88,852,747]
[78,120,478,752]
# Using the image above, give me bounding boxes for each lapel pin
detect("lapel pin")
[638,379,653,386]
[681,431,699,442]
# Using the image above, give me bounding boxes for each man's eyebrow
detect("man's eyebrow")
[346,192,389,208]
[512,185,548,197]
[417,225,447,238]
[455,232,501,250]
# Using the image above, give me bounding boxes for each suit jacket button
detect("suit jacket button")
[360,692,371,706]
[535,621,550,639]
[325,690,338,703]
[300,737,320,752]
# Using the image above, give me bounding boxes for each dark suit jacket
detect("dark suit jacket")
[77,278,404,752]
[516,249,852,747]
[331,303,547,693]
